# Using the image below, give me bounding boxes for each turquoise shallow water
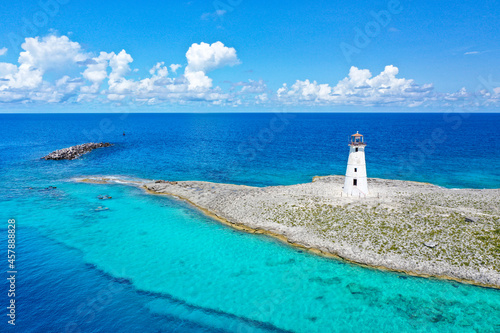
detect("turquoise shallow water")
[1,113,500,332]
[4,180,500,332]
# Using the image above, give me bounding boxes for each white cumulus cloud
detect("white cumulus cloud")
[109,50,133,81]
[0,34,497,110]
[19,35,88,72]
[183,41,240,92]
[170,64,182,73]
[82,56,108,84]
[277,65,436,107]
[0,35,89,103]
[150,62,169,77]
[185,41,240,73]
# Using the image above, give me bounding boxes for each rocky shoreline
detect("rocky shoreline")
[79,175,500,288]
[42,143,113,160]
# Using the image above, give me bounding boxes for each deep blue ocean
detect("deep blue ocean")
[1,112,499,333]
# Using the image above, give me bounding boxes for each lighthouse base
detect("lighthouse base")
[343,176,369,197]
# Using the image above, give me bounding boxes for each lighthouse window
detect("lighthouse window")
[354,168,357,172]
[355,148,358,152]
[353,179,357,186]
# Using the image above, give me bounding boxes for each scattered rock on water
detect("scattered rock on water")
[42,143,113,160]
[309,276,342,285]
[346,282,363,294]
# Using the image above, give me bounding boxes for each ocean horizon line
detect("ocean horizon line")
[1,110,500,114]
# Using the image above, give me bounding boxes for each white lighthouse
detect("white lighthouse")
[343,131,368,197]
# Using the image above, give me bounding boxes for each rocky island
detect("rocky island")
[79,175,500,288]
[43,142,113,160]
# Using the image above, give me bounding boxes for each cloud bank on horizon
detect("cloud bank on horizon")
[0,34,498,109]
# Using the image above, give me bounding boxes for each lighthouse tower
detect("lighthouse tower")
[343,131,368,197]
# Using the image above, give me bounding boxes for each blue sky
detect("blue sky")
[0,0,499,111]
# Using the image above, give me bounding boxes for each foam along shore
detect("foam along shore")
[78,176,500,289]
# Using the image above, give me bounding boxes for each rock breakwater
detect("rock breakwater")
[42,143,113,160]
